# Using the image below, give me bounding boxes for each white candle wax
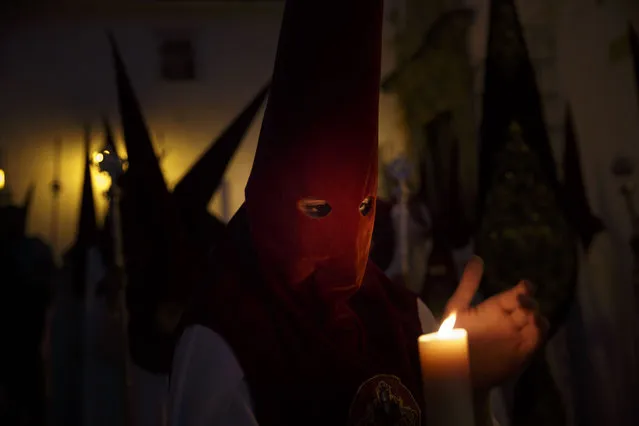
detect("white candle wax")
[418,313,474,426]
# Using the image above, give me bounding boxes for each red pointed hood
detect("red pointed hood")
[186,5,426,418]
[244,0,383,308]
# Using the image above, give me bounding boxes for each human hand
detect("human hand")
[444,256,549,391]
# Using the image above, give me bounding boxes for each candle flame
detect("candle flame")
[439,312,457,333]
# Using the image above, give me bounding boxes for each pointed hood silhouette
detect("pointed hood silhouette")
[412,142,436,231]
[96,117,122,267]
[22,183,35,222]
[109,35,192,373]
[15,182,36,238]
[72,124,98,297]
[110,34,267,254]
[445,122,472,249]
[107,33,177,271]
[108,34,167,195]
[475,3,575,425]
[369,197,395,272]
[97,119,117,266]
[108,34,177,262]
[100,115,118,156]
[77,124,98,247]
[172,82,270,250]
[419,112,468,317]
[415,111,471,247]
[173,82,270,211]
[424,113,449,219]
[477,0,559,217]
[107,36,268,372]
[562,105,604,251]
[0,152,35,240]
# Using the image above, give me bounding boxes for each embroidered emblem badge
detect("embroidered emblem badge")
[348,374,421,426]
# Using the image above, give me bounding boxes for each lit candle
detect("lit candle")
[418,312,474,426]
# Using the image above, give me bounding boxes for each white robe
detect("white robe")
[546,232,633,426]
[169,299,502,426]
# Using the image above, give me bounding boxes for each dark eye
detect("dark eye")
[298,198,332,219]
[359,196,374,216]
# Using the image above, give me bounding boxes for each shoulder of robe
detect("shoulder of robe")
[174,324,245,390]
[416,298,436,333]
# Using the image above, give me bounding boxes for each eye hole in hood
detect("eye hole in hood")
[298,198,332,219]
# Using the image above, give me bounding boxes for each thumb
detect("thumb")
[445,255,484,315]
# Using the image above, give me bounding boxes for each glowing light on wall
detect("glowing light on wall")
[0,169,5,190]
[93,152,104,165]
[91,169,112,195]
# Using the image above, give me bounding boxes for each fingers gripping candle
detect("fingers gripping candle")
[418,312,475,426]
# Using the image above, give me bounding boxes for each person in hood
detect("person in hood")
[169,1,547,425]
[0,207,54,426]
